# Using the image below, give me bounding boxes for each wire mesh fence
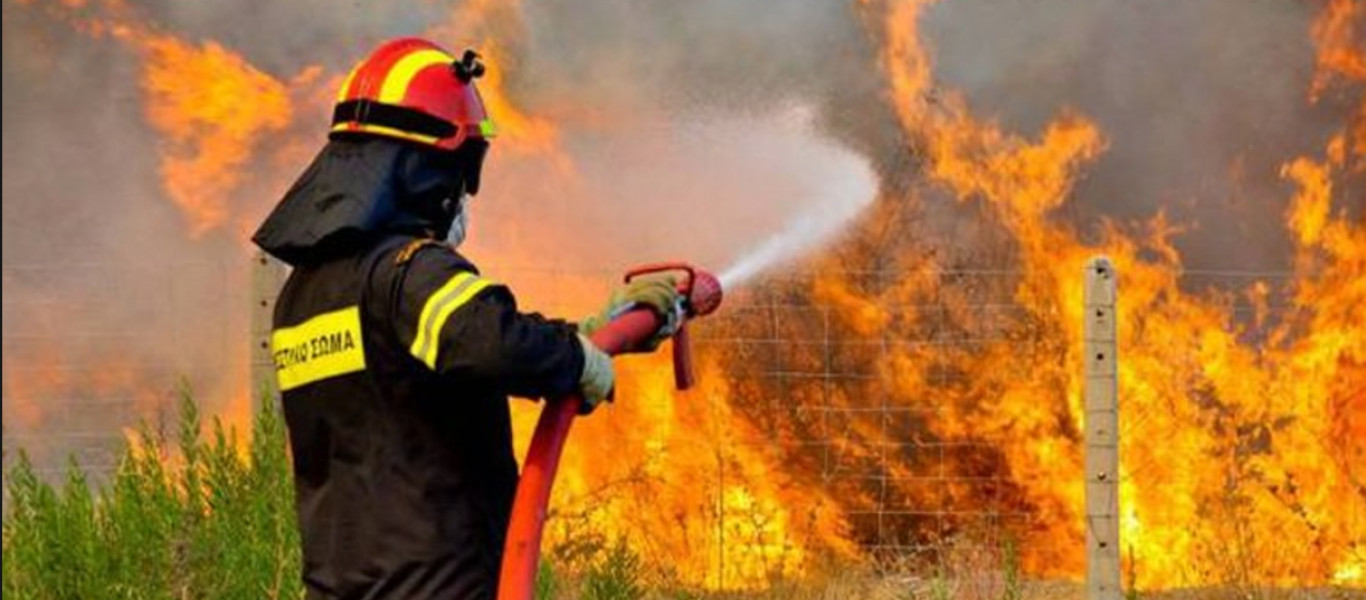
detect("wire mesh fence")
[2,260,248,481]
[686,267,1044,580]
[3,256,1348,589]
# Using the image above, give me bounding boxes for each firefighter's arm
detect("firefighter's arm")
[393,247,589,399]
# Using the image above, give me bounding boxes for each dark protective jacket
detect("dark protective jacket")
[253,139,585,600]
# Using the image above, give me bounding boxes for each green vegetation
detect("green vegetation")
[3,392,691,600]
[579,542,645,600]
[1001,538,1021,600]
[3,388,299,600]
[2,390,1174,600]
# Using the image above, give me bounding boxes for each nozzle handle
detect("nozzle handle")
[624,262,721,390]
[673,324,695,390]
[625,262,723,318]
[625,262,697,309]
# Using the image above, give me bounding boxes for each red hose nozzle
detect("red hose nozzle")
[624,262,724,318]
[623,263,724,390]
[688,270,723,317]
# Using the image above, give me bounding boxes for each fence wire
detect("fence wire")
[2,258,1332,586]
[3,260,247,481]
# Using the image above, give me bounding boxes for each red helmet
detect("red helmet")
[331,38,497,151]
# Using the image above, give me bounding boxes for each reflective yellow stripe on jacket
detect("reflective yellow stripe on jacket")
[272,306,367,391]
[410,272,493,369]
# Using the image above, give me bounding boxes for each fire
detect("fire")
[1309,0,1366,171]
[848,0,1366,587]
[7,0,1364,592]
[532,351,858,586]
[25,0,296,236]
[429,1,845,584]
[1311,0,1366,99]
[476,42,567,162]
[129,33,293,237]
[430,0,570,167]
[2,346,65,431]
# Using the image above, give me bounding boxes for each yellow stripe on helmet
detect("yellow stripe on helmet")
[378,49,454,105]
[335,64,362,103]
[330,122,443,146]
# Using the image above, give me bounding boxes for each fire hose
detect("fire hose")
[497,263,724,600]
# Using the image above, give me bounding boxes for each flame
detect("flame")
[7,0,1364,592]
[847,0,1366,587]
[1311,0,1366,98]
[532,352,858,586]
[23,0,296,236]
[2,345,65,431]
[477,44,570,165]
[128,33,293,237]
[429,0,571,170]
[1279,37,1366,582]
[1310,0,1366,171]
[430,2,842,585]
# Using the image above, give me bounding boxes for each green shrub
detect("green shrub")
[580,541,645,600]
[536,558,563,600]
[2,387,301,600]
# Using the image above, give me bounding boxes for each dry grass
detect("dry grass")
[5,393,1361,600]
[644,578,1358,600]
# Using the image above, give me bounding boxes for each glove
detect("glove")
[576,334,615,415]
[578,275,684,353]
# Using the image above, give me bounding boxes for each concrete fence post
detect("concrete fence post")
[250,251,289,415]
[1084,256,1121,600]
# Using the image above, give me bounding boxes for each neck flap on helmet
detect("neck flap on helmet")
[251,137,477,266]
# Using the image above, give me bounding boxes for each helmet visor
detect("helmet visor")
[455,138,489,196]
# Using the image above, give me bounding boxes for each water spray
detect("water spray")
[498,262,724,600]
[717,157,878,290]
[718,210,831,289]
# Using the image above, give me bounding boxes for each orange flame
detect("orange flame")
[430,0,567,163]
[1310,0,1366,171]
[2,346,65,431]
[1310,0,1366,98]
[8,0,1364,591]
[123,33,293,237]
[26,0,296,236]
[858,0,1366,587]
[521,352,858,586]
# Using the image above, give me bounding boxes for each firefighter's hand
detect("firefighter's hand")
[576,334,615,415]
[578,276,684,353]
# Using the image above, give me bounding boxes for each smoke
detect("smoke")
[474,105,880,289]
[455,0,888,282]
[0,0,888,471]
[2,0,1359,482]
[2,2,250,432]
[916,0,1359,269]
[490,0,1359,276]
[3,0,1363,586]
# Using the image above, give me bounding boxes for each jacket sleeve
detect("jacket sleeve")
[388,245,585,399]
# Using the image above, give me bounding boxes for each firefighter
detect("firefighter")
[251,38,682,600]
